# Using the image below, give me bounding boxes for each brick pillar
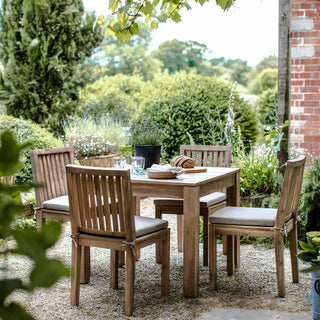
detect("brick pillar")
[291,0,320,158]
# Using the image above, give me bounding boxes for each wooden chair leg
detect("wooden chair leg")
[36,210,44,229]
[155,206,162,263]
[289,226,299,283]
[177,215,183,253]
[110,250,119,289]
[118,251,125,267]
[161,229,170,296]
[234,236,240,268]
[202,213,209,266]
[274,232,285,297]
[80,246,90,284]
[209,224,217,290]
[71,242,81,306]
[125,250,135,316]
[222,235,228,255]
[227,235,234,276]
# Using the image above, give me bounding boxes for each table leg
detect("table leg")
[183,186,200,297]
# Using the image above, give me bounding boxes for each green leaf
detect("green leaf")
[117,12,128,26]
[157,12,169,23]
[141,1,154,15]
[300,264,320,273]
[130,23,139,35]
[12,229,46,262]
[30,259,70,289]
[0,131,32,177]
[153,0,160,7]
[0,302,35,320]
[150,20,159,29]
[40,221,62,249]
[116,30,132,43]
[170,11,181,23]
[109,0,119,12]
[297,251,317,263]
[216,0,234,10]
[0,279,23,302]
[298,240,317,253]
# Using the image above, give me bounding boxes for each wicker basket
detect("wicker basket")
[78,154,118,168]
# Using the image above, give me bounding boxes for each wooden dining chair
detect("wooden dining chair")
[66,165,170,316]
[154,145,231,266]
[30,147,74,229]
[209,155,306,297]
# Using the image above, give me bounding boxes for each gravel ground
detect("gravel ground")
[3,198,312,319]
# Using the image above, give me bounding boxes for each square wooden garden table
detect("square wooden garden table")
[131,167,240,298]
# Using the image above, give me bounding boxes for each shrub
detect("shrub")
[258,87,278,127]
[298,157,320,239]
[258,68,278,91]
[63,116,121,158]
[0,115,63,184]
[79,74,149,122]
[142,72,258,160]
[233,145,280,198]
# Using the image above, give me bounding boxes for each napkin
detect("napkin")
[149,164,183,173]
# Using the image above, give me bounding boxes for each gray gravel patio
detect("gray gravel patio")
[4,197,313,319]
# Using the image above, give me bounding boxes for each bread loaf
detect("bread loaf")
[170,155,195,168]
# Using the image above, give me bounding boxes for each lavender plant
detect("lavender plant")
[130,120,165,145]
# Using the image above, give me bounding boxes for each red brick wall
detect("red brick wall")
[291,0,320,158]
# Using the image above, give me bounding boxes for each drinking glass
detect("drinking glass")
[131,156,145,175]
[113,156,126,168]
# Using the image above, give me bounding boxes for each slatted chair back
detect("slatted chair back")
[275,155,306,229]
[30,147,74,207]
[66,165,135,242]
[179,145,231,168]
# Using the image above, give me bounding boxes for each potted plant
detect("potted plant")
[130,120,165,169]
[298,231,320,320]
[63,117,121,167]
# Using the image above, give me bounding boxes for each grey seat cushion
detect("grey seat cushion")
[209,206,277,227]
[135,216,168,237]
[43,195,69,211]
[154,192,226,208]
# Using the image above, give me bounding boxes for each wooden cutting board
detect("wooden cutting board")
[183,167,207,174]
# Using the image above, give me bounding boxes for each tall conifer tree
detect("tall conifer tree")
[0,0,103,134]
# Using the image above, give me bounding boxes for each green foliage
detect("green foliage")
[258,87,278,127]
[233,122,289,198]
[298,231,320,273]
[152,39,209,74]
[233,146,279,197]
[13,218,37,232]
[298,157,320,240]
[258,68,278,91]
[100,0,234,42]
[0,115,62,184]
[63,116,121,158]
[0,0,103,135]
[223,59,252,87]
[247,55,278,95]
[0,131,69,319]
[130,119,165,145]
[142,72,258,160]
[94,24,162,81]
[79,74,149,122]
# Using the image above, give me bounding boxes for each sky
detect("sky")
[82,0,278,67]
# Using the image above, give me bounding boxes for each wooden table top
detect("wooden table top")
[131,167,240,187]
